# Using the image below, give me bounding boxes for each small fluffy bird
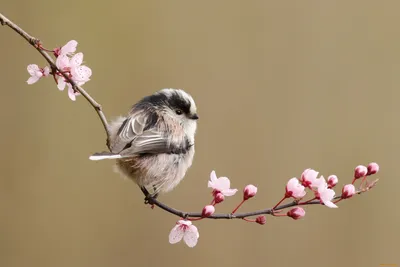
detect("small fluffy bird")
[89,89,198,197]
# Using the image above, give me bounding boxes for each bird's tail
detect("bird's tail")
[89,151,122,161]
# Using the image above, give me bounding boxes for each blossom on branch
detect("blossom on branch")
[208,170,238,197]
[243,184,258,200]
[26,64,49,84]
[169,220,199,248]
[316,179,338,208]
[354,165,368,179]
[285,178,306,199]
[287,207,306,220]
[56,52,92,101]
[341,184,356,199]
[300,168,325,189]
[327,175,338,188]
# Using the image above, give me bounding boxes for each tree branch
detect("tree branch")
[143,188,374,219]
[0,12,111,147]
[1,12,378,222]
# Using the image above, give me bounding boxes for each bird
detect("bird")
[89,88,199,198]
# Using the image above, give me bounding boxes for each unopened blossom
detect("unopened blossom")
[287,207,306,220]
[285,178,306,199]
[169,220,199,248]
[354,165,368,179]
[327,175,338,188]
[243,184,258,200]
[255,215,266,225]
[214,192,225,204]
[208,171,238,197]
[300,169,325,188]
[316,179,338,208]
[202,205,215,217]
[367,162,379,175]
[26,64,50,84]
[342,184,356,199]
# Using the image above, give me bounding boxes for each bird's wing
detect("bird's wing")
[111,111,171,156]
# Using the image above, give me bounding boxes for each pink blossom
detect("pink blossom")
[285,178,306,199]
[214,193,225,204]
[201,205,215,217]
[54,40,78,57]
[354,165,368,179]
[26,64,49,84]
[367,162,379,175]
[327,175,338,188]
[255,215,266,225]
[55,52,92,101]
[300,169,325,188]
[243,184,258,200]
[287,207,306,220]
[316,179,338,208]
[169,220,199,248]
[208,171,238,197]
[61,40,77,56]
[342,184,356,199]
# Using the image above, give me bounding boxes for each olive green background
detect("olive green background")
[1,1,399,267]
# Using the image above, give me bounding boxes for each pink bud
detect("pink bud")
[367,162,379,175]
[354,165,368,179]
[287,207,306,220]
[341,184,356,199]
[243,184,258,200]
[201,205,215,217]
[327,175,338,188]
[214,193,225,204]
[255,215,266,225]
[53,47,61,57]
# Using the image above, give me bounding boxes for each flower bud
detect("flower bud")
[367,162,379,175]
[327,175,338,188]
[341,184,355,199]
[243,184,258,200]
[287,207,306,220]
[214,193,225,204]
[201,205,215,217]
[354,165,368,179]
[255,215,266,225]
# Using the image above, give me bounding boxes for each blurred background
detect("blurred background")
[1,1,399,266]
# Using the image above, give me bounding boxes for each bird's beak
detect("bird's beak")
[190,114,199,120]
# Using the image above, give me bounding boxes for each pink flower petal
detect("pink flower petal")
[221,188,238,196]
[68,86,77,101]
[61,40,78,55]
[57,77,66,91]
[214,177,230,190]
[56,55,70,70]
[27,64,39,76]
[168,225,184,244]
[210,171,217,183]
[183,224,199,248]
[43,66,50,76]
[70,52,83,67]
[72,65,92,82]
[27,76,40,84]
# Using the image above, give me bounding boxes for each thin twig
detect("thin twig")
[0,12,111,147]
[144,189,370,219]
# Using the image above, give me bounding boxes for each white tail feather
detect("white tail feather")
[89,154,122,161]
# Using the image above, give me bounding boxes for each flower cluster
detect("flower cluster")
[26,40,92,101]
[168,163,379,248]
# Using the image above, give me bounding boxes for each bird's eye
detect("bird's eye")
[175,109,183,115]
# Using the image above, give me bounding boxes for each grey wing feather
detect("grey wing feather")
[112,111,171,156]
